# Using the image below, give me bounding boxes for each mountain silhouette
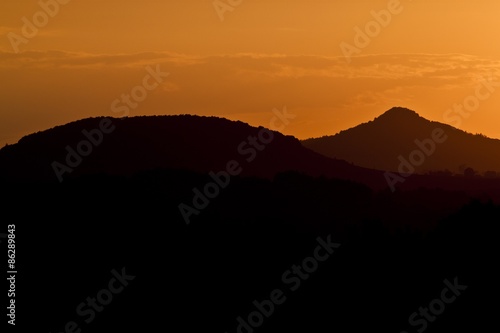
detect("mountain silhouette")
[303,107,500,175]
[3,113,500,333]
[3,113,500,199]
[0,115,385,187]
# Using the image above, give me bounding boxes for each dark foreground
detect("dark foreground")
[1,169,499,332]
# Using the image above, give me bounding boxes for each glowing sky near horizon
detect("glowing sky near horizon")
[1,0,500,145]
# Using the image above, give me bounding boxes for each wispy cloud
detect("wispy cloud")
[2,50,499,81]
[1,51,500,146]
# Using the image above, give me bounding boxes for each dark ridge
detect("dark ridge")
[302,107,500,175]
[0,114,386,188]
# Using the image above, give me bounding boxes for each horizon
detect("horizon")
[5,106,500,147]
[2,1,500,145]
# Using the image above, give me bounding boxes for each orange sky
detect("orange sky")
[1,0,500,145]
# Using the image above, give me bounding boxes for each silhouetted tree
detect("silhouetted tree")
[484,170,498,178]
[464,167,476,178]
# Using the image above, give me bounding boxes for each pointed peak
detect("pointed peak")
[375,107,423,122]
[384,107,420,117]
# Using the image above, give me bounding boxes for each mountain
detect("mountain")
[2,113,498,333]
[3,114,500,333]
[302,107,500,175]
[0,115,385,187]
[3,113,500,199]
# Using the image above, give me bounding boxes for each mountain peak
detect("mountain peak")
[372,107,425,126]
[303,105,500,175]
[378,107,421,119]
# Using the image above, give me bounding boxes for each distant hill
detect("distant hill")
[3,113,500,199]
[302,107,500,176]
[0,115,384,187]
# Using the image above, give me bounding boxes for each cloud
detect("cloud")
[0,50,204,69]
[2,50,499,81]
[0,26,16,35]
[0,26,64,39]
[1,51,500,146]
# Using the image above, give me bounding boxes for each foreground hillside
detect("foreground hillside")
[2,168,498,332]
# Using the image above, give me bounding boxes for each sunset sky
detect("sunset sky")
[1,0,500,146]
